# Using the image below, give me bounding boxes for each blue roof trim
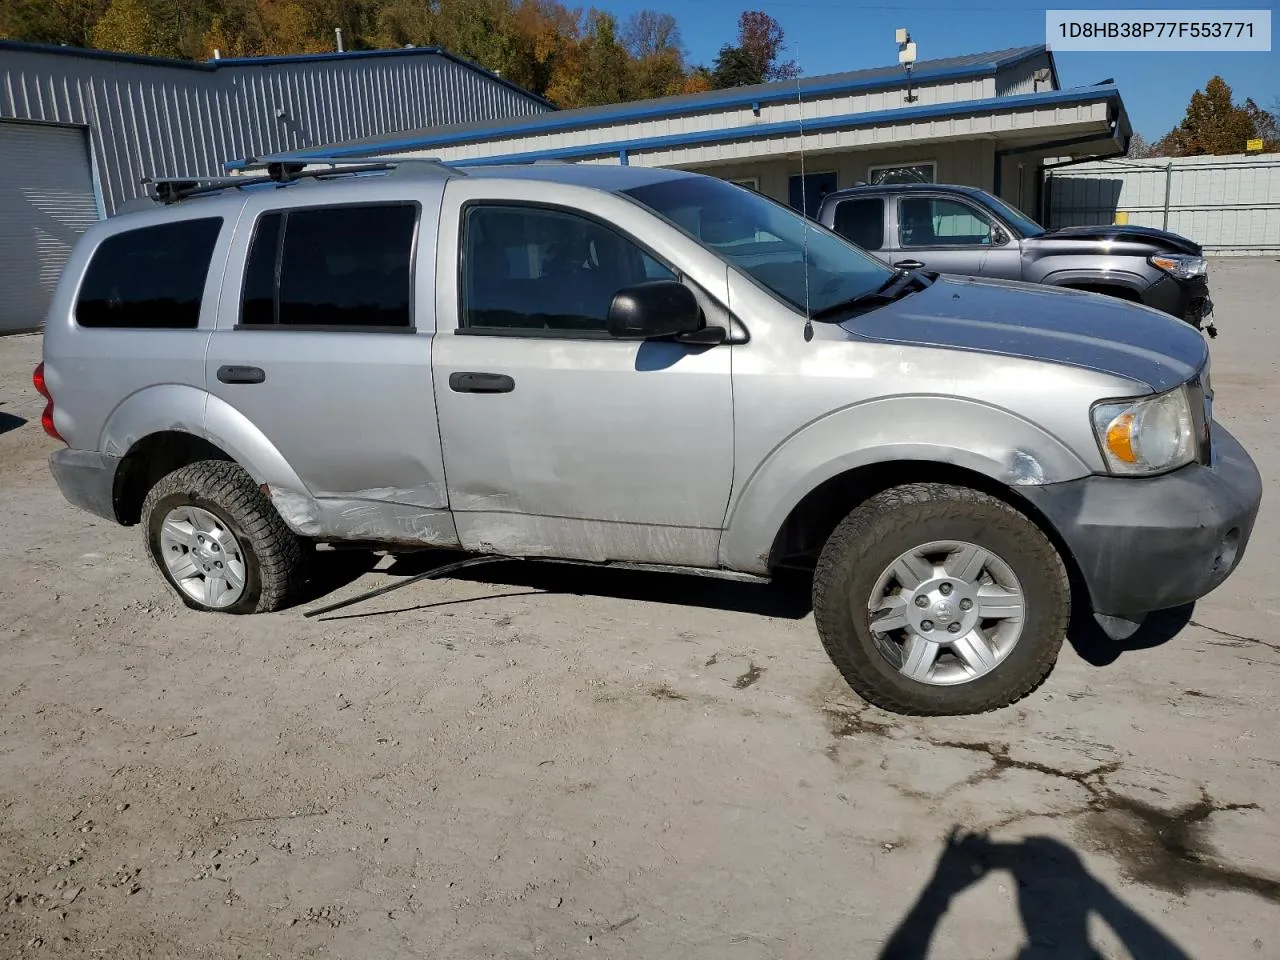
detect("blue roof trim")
[0,38,218,71]
[209,47,444,65]
[227,45,1050,165]
[444,86,1122,168]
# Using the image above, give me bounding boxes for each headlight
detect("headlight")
[1149,253,1207,280]
[1091,387,1196,476]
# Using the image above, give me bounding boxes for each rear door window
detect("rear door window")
[832,198,885,251]
[239,203,418,329]
[76,218,223,329]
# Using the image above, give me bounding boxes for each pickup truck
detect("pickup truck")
[816,182,1217,337]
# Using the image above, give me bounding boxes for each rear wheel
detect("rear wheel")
[812,483,1069,715]
[141,460,305,614]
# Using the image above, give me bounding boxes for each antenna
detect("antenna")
[795,64,813,343]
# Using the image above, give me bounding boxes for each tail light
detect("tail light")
[33,362,64,443]
[33,362,50,399]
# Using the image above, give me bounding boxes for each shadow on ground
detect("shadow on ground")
[1067,604,1194,667]
[0,410,26,436]
[880,829,1192,960]
[300,552,1206,655]
[306,550,814,621]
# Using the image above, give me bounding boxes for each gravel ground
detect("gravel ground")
[2,258,1279,959]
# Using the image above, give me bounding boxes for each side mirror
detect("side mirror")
[607,280,703,340]
[991,225,1010,245]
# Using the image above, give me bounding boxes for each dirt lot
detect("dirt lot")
[2,260,1280,959]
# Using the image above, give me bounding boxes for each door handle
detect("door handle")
[893,259,926,270]
[217,365,265,384]
[449,372,515,394]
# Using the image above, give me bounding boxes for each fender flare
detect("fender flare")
[1037,268,1148,296]
[718,395,1093,574]
[101,385,319,534]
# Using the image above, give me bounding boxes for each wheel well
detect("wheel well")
[112,432,233,525]
[1060,281,1142,302]
[766,460,1084,590]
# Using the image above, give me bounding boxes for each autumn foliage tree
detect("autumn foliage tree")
[4,0,800,109]
[1154,76,1276,156]
[711,11,797,88]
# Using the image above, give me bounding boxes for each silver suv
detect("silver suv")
[38,158,1262,716]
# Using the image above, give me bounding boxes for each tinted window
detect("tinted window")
[832,198,885,250]
[624,177,892,316]
[240,213,281,326]
[239,203,417,329]
[461,205,676,334]
[899,197,995,247]
[76,218,222,329]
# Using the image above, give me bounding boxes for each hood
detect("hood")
[841,275,1208,392]
[1038,223,1201,255]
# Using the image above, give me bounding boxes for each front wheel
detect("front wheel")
[812,483,1069,716]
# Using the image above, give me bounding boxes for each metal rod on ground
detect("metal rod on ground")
[303,555,513,618]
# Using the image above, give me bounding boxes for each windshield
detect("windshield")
[980,192,1045,238]
[623,177,894,316]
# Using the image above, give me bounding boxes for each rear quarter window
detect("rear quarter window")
[832,198,885,251]
[75,218,223,329]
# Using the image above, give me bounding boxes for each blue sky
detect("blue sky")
[599,0,1278,141]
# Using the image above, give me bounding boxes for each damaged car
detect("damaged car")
[39,158,1260,716]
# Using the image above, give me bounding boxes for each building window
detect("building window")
[240,203,418,329]
[76,218,223,329]
[898,196,997,247]
[831,197,885,251]
[868,161,937,185]
[460,204,676,335]
[728,177,760,192]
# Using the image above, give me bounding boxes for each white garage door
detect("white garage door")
[0,122,102,332]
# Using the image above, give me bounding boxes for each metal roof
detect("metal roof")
[241,44,1051,164]
[446,86,1125,168]
[0,39,555,109]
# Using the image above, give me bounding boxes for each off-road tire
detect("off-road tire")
[812,483,1070,716]
[142,460,305,614]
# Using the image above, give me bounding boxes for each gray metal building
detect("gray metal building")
[0,41,553,332]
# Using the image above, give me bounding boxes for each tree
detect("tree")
[711,10,798,89]
[737,10,796,81]
[1125,133,1162,159]
[1244,97,1279,150]
[91,0,161,54]
[623,10,686,99]
[1157,76,1266,156]
[1,0,109,47]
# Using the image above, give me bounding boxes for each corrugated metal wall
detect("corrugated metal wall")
[1046,154,1280,256]
[0,47,548,215]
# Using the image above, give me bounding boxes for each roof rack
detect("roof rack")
[137,153,463,205]
[239,153,463,180]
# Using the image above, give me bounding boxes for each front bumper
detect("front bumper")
[49,448,120,522]
[1021,425,1261,619]
[1143,273,1212,326]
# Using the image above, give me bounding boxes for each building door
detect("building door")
[788,171,837,219]
[0,121,101,332]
